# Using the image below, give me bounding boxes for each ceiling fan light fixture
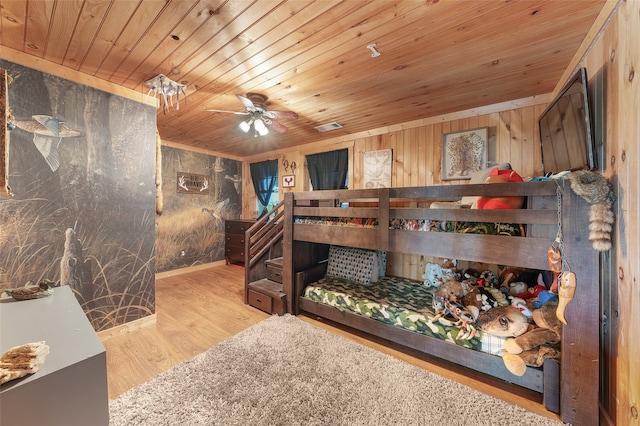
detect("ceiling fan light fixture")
[208,92,296,137]
[254,118,269,136]
[254,118,266,132]
[238,119,252,133]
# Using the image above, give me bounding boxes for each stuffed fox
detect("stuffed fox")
[476,168,524,209]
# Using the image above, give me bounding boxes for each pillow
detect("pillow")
[377,250,387,278]
[325,246,385,285]
[429,201,465,209]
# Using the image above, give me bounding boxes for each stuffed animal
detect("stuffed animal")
[500,268,539,295]
[476,305,530,338]
[516,283,547,300]
[423,263,445,287]
[462,286,502,320]
[507,281,528,297]
[531,291,558,308]
[436,280,466,303]
[476,168,525,209]
[422,259,459,287]
[500,300,562,376]
[509,296,532,318]
[476,270,499,288]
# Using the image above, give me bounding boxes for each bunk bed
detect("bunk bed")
[281,180,599,426]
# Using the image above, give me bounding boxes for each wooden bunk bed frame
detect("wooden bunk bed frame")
[281,181,598,426]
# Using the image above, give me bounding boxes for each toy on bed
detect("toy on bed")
[436,279,466,302]
[429,163,514,209]
[500,268,539,295]
[462,285,506,320]
[432,294,477,340]
[422,259,459,287]
[434,268,510,321]
[476,168,525,209]
[476,305,530,338]
[474,287,564,375]
[499,301,562,376]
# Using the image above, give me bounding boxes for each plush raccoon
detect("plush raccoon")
[566,170,616,251]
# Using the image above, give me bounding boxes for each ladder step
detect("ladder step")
[248,278,284,296]
[265,257,283,268]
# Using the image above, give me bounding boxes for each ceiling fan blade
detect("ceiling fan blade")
[266,119,289,134]
[236,94,256,110]
[268,110,299,120]
[205,109,249,116]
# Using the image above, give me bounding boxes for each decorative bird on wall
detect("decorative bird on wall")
[224,174,242,194]
[12,114,82,172]
[206,157,225,173]
[202,198,230,221]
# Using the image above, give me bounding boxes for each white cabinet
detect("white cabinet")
[0,286,109,426]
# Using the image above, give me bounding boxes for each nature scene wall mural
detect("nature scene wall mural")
[0,60,156,331]
[156,146,242,273]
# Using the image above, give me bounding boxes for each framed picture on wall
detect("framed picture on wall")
[442,127,488,180]
[363,149,392,188]
[282,175,295,187]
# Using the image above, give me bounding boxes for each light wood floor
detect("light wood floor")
[101,264,560,422]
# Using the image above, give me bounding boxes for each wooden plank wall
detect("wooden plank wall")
[242,101,546,280]
[580,1,639,424]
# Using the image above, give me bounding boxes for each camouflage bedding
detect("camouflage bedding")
[303,275,506,355]
[294,216,523,236]
[388,218,523,236]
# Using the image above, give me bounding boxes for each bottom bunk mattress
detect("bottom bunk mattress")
[302,275,507,355]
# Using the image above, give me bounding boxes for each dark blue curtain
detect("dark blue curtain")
[306,148,348,190]
[249,159,278,217]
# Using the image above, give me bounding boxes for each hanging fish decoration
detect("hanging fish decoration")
[144,74,187,114]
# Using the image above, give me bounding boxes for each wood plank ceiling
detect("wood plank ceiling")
[0,0,606,158]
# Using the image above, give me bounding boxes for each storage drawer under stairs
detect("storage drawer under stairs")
[247,278,286,315]
[265,257,283,283]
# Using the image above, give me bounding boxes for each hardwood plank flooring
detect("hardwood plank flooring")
[102,264,560,422]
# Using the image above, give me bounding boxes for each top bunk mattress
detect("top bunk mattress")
[302,275,507,356]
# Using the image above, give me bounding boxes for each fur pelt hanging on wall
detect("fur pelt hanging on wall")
[566,170,615,251]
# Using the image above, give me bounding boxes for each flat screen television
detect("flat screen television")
[538,67,595,175]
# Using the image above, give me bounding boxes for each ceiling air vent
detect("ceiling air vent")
[314,122,343,132]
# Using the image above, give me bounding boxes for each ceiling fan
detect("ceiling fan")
[206,93,298,137]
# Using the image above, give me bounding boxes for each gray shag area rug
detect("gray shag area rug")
[109,314,566,426]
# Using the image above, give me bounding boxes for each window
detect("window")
[306,148,348,190]
[249,159,278,217]
[258,181,279,215]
